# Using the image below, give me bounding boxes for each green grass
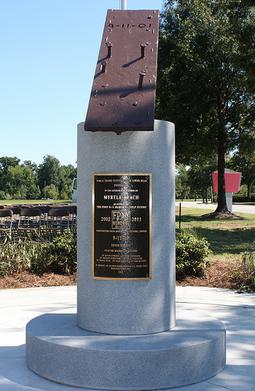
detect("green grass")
[0,199,69,205]
[177,207,255,261]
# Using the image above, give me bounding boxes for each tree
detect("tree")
[21,161,40,199]
[0,156,20,193]
[38,155,61,194]
[230,130,255,199]
[188,160,216,203]
[43,184,59,200]
[0,157,20,173]
[7,165,40,199]
[176,164,190,199]
[157,0,255,215]
[230,154,255,199]
[0,155,76,201]
[58,165,77,200]
[22,160,38,174]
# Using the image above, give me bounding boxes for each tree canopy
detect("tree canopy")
[157,0,255,214]
[0,155,76,200]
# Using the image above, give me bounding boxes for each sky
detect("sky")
[0,0,164,167]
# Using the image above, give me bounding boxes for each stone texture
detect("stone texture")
[77,120,176,335]
[24,117,228,390]
[0,285,247,391]
[26,309,226,390]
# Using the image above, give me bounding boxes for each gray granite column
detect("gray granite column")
[77,120,175,334]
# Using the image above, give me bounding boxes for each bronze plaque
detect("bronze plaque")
[85,10,160,133]
[92,173,152,280]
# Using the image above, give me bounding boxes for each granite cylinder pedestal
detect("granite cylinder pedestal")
[26,120,226,390]
[77,119,176,335]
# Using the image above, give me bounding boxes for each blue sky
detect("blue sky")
[0,0,163,166]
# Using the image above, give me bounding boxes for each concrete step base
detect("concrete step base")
[26,310,226,390]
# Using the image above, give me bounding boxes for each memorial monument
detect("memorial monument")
[26,1,226,389]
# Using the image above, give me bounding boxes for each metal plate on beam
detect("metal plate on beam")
[85,10,159,133]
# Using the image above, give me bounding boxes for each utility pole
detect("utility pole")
[120,0,127,10]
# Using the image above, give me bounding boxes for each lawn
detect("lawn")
[0,199,69,205]
[177,207,255,261]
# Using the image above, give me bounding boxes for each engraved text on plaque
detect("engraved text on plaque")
[92,173,152,279]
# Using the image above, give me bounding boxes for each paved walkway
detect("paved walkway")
[176,201,255,215]
[0,286,254,390]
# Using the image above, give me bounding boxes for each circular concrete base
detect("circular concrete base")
[26,310,226,390]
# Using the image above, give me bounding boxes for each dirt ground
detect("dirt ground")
[0,272,76,289]
[0,259,252,291]
[177,259,253,291]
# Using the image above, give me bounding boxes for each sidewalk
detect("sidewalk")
[0,285,254,390]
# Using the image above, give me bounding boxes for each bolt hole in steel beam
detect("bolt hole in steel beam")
[85,10,159,132]
[106,42,112,58]
[101,62,107,73]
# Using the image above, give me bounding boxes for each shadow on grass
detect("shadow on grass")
[176,214,255,255]
[191,226,254,254]
[178,214,246,223]
[177,214,202,223]
[200,212,246,221]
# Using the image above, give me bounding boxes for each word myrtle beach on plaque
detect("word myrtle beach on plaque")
[92,174,152,279]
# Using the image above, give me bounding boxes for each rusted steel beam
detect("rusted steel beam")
[84,9,160,133]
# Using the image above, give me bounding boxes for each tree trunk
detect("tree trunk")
[247,183,251,201]
[215,127,228,213]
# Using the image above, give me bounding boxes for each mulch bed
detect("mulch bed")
[0,272,76,289]
[177,259,252,290]
[0,260,252,291]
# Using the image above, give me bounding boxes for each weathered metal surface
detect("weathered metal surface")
[85,10,160,133]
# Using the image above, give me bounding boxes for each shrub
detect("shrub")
[42,184,59,199]
[0,231,76,277]
[0,240,35,276]
[30,231,76,275]
[176,231,211,279]
[235,251,255,292]
[0,230,211,280]
[233,194,255,203]
[0,191,7,200]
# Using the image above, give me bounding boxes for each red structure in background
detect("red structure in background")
[212,171,241,193]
